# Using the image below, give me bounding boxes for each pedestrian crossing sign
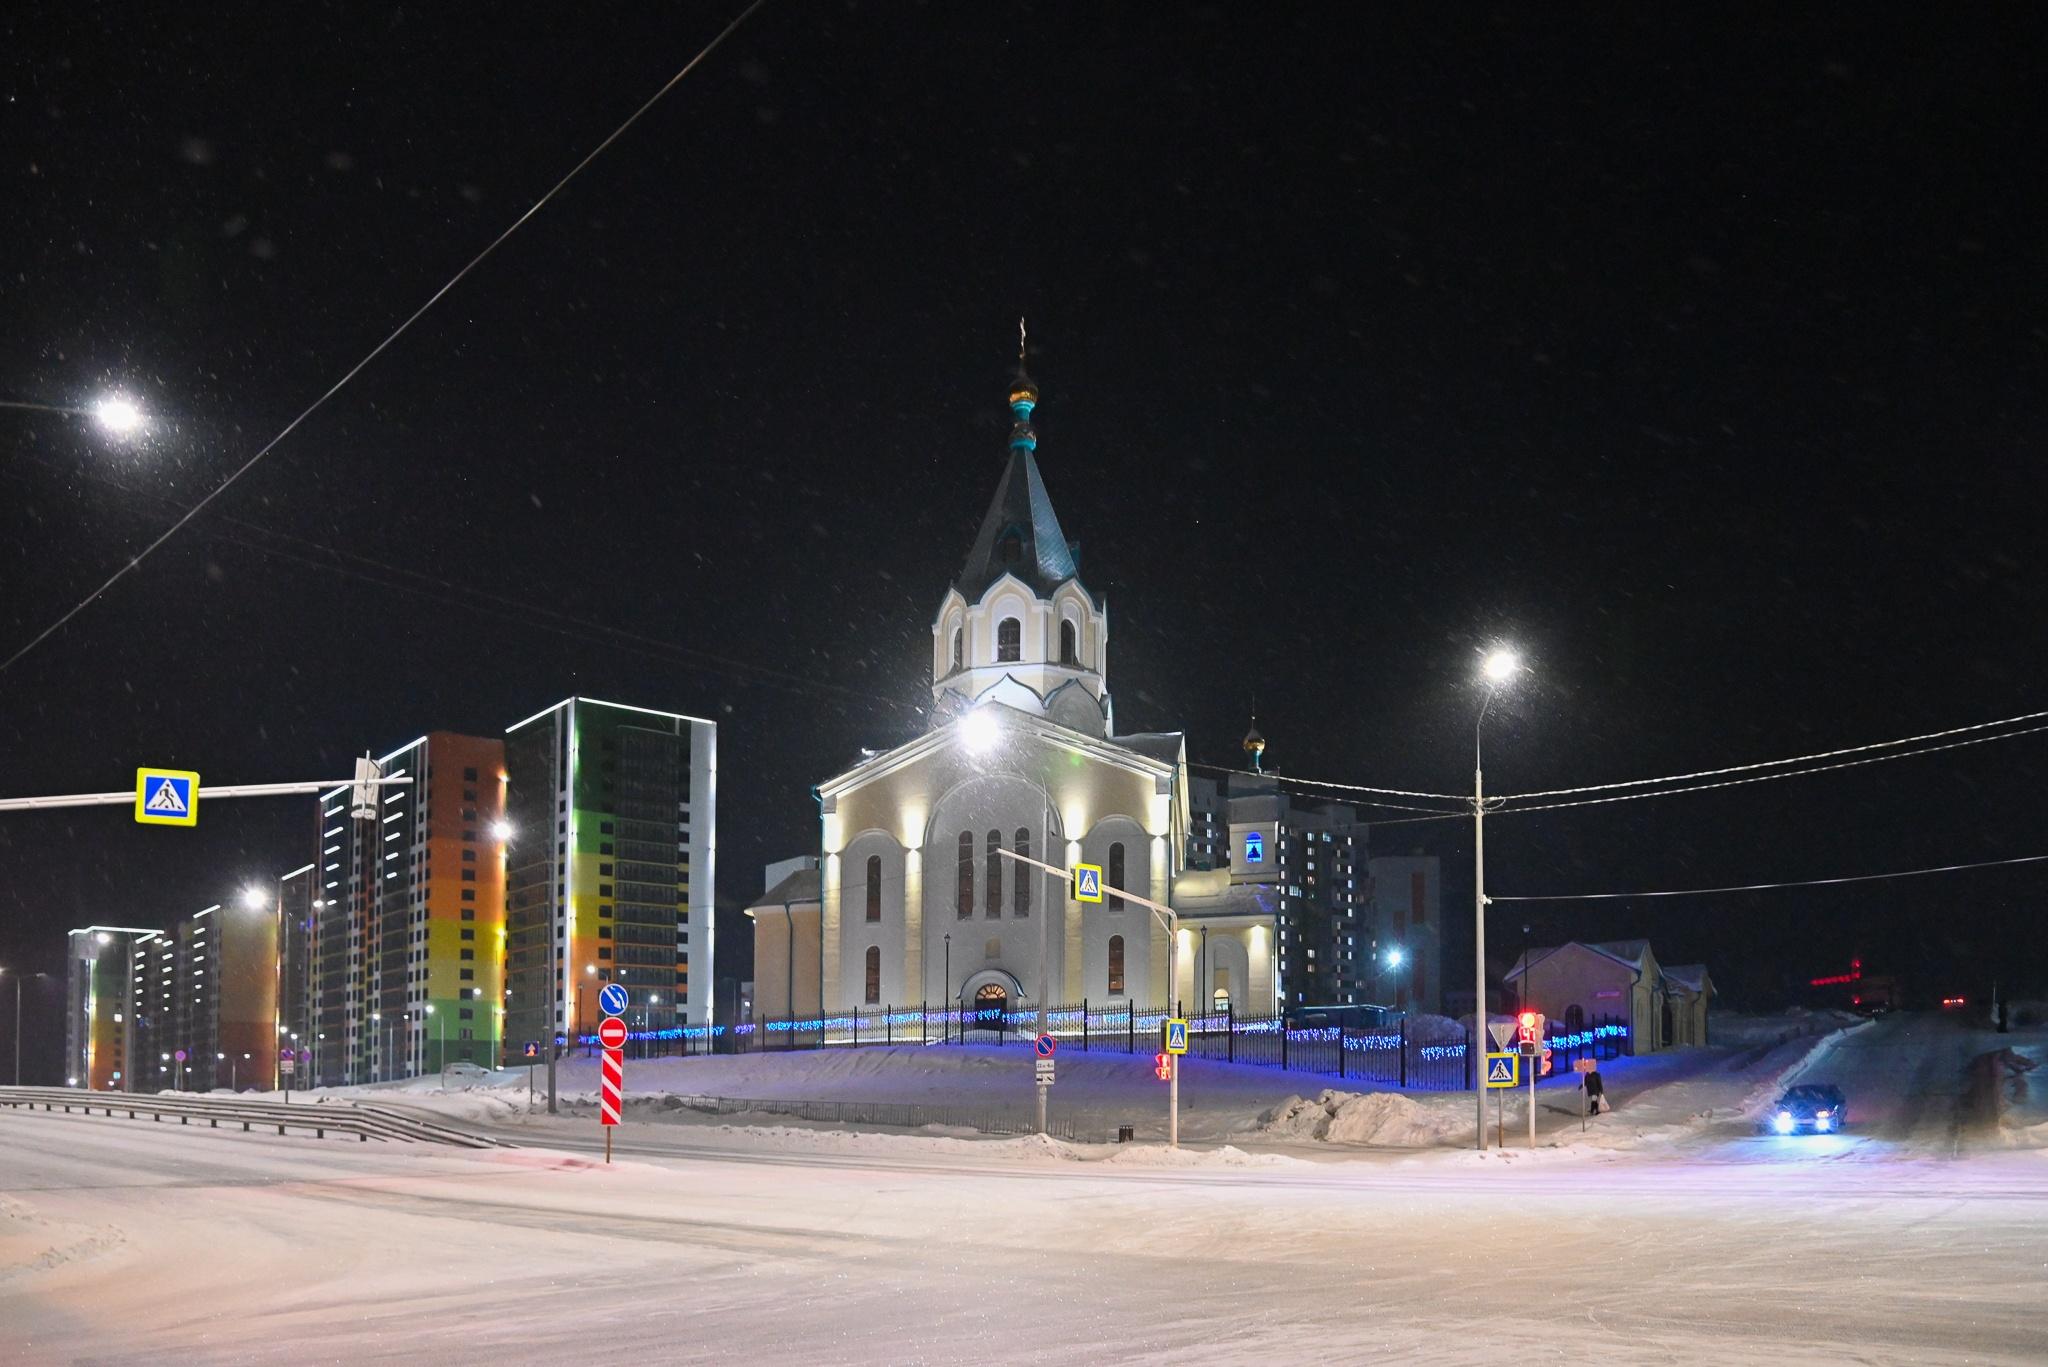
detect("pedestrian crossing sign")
[135,768,200,827]
[1071,862,1103,903]
[1164,1018,1188,1054]
[1485,1052,1519,1088]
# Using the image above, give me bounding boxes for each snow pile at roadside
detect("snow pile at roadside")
[1992,1043,2047,1148]
[1254,1089,1470,1147]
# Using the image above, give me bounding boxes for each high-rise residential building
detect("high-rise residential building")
[1364,853,1443,1014]
[504,698,716,1053]
[1181,770,1390,1008]
[63,926,157,1091]
[311,731,508,1083]
[64,902,281,1093]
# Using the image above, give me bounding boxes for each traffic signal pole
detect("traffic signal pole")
[998,846,1182,1146]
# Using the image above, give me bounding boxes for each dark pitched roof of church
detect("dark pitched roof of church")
[954,445,1082,602]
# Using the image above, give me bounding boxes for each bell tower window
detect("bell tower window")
[950,627,964,673]
[996,618,1021,663]
[1059,619,1079,666]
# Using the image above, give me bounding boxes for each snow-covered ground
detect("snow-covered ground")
[4,1011,2047,1365]
[258,1009,1865,1159]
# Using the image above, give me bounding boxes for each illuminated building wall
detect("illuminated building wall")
[505,697,716,1054]
[313,731,507,1081]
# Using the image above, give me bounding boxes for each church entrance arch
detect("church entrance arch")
[960,969,1021,1038]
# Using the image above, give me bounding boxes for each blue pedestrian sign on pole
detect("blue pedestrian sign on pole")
[1486,1052,1519,1087]
[1163,1018,1188,1055]
[134,768,201,827]
[1071,863,1103,903]
[598,982,629,1017]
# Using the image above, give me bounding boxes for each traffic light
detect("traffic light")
[1517,1011,1545,1057]
[1153,1052,1171,1081]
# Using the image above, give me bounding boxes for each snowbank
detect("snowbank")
[1255,1090,1471,1147]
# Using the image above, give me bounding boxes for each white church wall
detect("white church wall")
[1078,814,1153,1006]
[923,772,1062,1010]
[838,830,908,1007]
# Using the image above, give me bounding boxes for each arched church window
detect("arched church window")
[950,627,963,673]
[997,617,1021,663]
[865,855,882,923]
[986,830,1003,918]
[1566,1004,1585,1031]
[1108,935,1125,996]
[864,946,881,1005]
[956,832,974,919]
[1107,842,1126,911]
[1059,619,1079,666]
[1013,828,1031,916]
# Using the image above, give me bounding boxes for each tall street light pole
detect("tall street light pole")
[1473,646,1520,1152]
[3,970,51,1086]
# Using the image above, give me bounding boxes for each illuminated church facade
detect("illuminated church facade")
[749,339,1288,1020]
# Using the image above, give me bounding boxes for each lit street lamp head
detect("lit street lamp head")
[1481,648,1521,685]
[239,886,267,910]
[490,820,514,841]
[93,395,145,435]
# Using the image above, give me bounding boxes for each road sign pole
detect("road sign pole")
[1529,1061,1537,1147]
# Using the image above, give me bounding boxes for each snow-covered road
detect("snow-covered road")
[4,1014,2044,1365]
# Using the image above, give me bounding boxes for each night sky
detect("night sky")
[4,5,2044,1079]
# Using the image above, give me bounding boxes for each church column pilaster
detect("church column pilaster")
[902,848,923,1006]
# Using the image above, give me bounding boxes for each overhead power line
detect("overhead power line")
[1182,759,1467,805]
[0,0,770,678]
[1493,721,2048,816]
[0,458,920,716]
[1497,706,2048,801]
[1490,851,2048,902]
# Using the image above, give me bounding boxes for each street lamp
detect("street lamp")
[93,395,146,435]
[490,820,513,841]
[2,967,53,1086]
[239,885,267,910]
[425,1003,438,1074]
[1472,644,1521,1151]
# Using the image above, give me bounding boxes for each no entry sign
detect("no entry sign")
[598,1016,629,1050]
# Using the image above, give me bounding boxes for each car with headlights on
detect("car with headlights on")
[1764,1083,1848,1135]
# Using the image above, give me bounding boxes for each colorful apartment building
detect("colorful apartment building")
[311,731,508,1083]
[504,698,716,1056]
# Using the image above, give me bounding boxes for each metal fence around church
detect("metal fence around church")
[567,1001,1630,1092]
[564,1004,1629,1092]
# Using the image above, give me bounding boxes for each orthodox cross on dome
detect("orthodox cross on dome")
[1008,317,1039,451]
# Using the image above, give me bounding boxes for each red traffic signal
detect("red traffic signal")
[1153,1052,1171,1080]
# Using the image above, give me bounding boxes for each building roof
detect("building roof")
[1661,963,1713,994]
[747,867,821,912]
[954,446,1084,602]
[1110,731,1186,767]
[1588,939,1653,969]
[820,702,1178,794]
[1504,940,1653,982]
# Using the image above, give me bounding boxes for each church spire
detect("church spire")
[1008,318,1039,452]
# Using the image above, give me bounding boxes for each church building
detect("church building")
[749,341,1284,1020]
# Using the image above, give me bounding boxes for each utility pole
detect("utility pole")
[1471,648,1520,1152]
[1473,754,1489,1152]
